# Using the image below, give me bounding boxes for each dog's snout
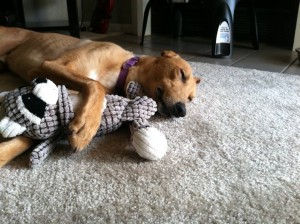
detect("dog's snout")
[173,102,186,117]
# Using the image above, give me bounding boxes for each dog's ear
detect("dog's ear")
[194,77,201,84]
[161,50,179,58]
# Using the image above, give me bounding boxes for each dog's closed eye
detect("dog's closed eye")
[180,69,186,82]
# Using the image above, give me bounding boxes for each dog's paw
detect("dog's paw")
[67,114,100,152]
[67,81,105,152]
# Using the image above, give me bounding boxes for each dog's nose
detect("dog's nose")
[173,102,186,117]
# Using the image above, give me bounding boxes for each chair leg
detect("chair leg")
[14,0,26,27]
[248,0,259,49]
[66,0,80,38]
[140,0,152,46]
[171,3,184,38]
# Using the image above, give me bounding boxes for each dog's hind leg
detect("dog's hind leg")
[0,26,31,74]
[0,26,30,57]
[0,136,34,168]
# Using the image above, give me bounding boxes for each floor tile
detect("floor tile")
[284,59,300,75]
[189,46,257,66]
[232,45,298,73]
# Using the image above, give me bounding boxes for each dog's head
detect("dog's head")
[136,50,201,117]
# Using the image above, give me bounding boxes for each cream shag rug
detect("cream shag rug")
[0,62,299,223]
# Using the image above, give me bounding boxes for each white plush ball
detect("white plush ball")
[132,127,167,160]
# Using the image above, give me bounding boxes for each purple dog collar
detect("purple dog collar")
[116,56,139,95]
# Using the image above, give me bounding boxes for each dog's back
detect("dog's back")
[0,26,82,80]
[0,26,133,84]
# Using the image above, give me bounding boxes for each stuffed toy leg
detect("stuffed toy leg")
[0,78,167,167]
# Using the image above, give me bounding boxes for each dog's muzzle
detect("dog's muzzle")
[156,88,186,117]
[157,101,186,117]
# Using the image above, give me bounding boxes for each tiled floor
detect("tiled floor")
[81,32,300,76]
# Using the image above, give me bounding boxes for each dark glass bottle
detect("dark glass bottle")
[212,1,233,57]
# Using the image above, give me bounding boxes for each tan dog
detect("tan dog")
[0,26,200,167]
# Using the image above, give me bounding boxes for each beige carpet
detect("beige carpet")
[0,62,299,223]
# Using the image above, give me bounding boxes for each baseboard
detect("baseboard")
[108,23,134,34]
[80,21,134,34]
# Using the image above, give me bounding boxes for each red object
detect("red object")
[90,0,115,34]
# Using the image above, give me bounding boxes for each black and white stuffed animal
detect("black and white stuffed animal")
[0,78,168,167]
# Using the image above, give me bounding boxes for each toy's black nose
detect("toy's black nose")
[173,102,186,117]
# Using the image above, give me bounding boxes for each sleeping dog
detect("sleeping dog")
[0,26,200,166]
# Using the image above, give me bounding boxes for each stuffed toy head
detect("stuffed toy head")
[0,78,73,139]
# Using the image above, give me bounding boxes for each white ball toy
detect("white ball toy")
[131,127,167,160]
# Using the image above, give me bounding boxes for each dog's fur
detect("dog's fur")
[0,26,200,167]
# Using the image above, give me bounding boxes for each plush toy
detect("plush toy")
[0,78,167,167]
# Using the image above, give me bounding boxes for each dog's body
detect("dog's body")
[0,26,200,167]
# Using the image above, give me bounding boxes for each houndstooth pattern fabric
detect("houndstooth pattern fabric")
[131,119,150,132]
[4,86,32,128]
[57,85,75,128]
[126,81,143,99]
[96,94,157,136]
[3,85,74,139]
[126,81,153,133]
[30,136,62,167]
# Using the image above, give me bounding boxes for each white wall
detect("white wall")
[22,0,135,33]
[293,3,300,50]
[97,0,150,36]
[107,0,133,33]
[23,0,81,26]
[130,0,151,36]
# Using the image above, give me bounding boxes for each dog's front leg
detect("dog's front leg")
[68,82,106,151]
[32,61,106,151]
